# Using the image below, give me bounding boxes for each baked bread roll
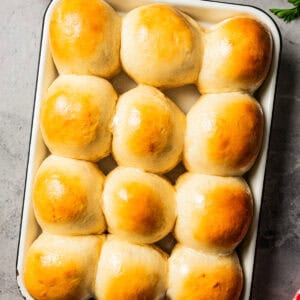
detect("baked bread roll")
[175,173,253,254]
[102,167,176,244]
[95,235,168,299]
[184,92,264,176]
[49,0,121,78]
[112,85,185,173]
[32,155,106,235]
[168,245,243,300]
[121,4,202,88]
[24,233,105,300]
[40,75,117,162]
[198,16,272,94]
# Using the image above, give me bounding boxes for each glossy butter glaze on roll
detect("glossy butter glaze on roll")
[32,155,106,235]
[198,16,272,94]
[40,75,117,162]
[121,4,203,88]
[24,233,105,300]
[50,0,121,78]
[112,85,185,174]
[95,235,168,300]
[175,173,253,254]
[102,167,176,244]
[168,245,243,300]
[184,92,264,176]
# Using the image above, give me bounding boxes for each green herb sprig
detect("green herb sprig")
[270,0,300,22]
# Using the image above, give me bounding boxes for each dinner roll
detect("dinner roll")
[33,155,106,235]
[40,75,117,162]
[175,173,253,254]
[102,167,176,244]
[121,4,202,88]
[168,245,243,300]
[112,85,185,173]
[198,16,272,94]
[24,233,105,300]
[49,0,121,78]
[95,235,168,300]
[184,92,264,176]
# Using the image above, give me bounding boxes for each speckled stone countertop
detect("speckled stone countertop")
[0,0,299,299]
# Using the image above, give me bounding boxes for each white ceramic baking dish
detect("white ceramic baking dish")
[16,0,281,299]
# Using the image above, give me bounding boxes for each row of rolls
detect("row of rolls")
[50,0,272,92]
[31,155,252,250]
[40,76,264,176]
[23,0,272,299]
[25,234,243,300]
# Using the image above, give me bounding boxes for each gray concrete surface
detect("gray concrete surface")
[0,0,299,299]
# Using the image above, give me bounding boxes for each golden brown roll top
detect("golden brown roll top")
[32,155,106,235]
[49,0,121,78]
[40,75,117,162]
[184,92,264,176]
[102,167,176,244]
[198,16,272,94]
[24,233,105,300]
[175,173,253,254]
[95,235,168,300]
[112,85,185,174]
[168,245,243,300]
[121,4,203,88]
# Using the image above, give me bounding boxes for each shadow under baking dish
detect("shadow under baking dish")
[16,0,281,299]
